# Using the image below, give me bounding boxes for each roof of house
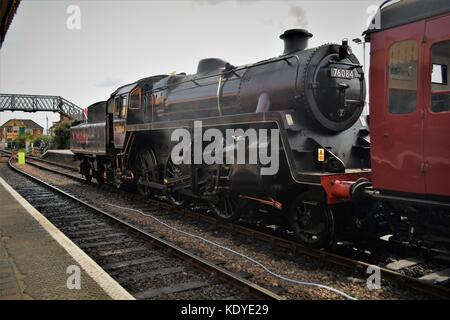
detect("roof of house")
[0,119,43,130]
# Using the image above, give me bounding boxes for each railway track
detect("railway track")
[0,156,282,300]
[0,149,76,170]
[2,151,450,299]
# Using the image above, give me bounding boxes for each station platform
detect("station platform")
[40,149,77,169]
[0,176,134,300]
[41,149,74,156]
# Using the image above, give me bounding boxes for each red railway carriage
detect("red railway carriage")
[368,0,450,197]
[353,0,450,243]
[368,0,450,199]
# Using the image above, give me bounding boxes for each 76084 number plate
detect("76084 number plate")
[330,68,357,79]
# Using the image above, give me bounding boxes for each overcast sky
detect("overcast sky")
[0,0,383,131]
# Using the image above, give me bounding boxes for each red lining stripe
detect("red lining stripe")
[432,90,450,95]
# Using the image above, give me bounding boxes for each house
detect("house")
[48,115,71,136]
[0,119,43,147]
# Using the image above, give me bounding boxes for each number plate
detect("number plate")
[331,68,356,79]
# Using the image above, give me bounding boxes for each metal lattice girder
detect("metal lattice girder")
[0,93,86,121]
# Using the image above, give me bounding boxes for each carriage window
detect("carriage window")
[388,40,418,114]
[129,87,141,109]
[431,41,450,113]
[432,64,447,85]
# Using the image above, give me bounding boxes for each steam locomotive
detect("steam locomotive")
[71,28,371,248]
[70,0,450,250]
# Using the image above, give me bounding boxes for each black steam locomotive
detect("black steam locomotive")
[71,29,370,247]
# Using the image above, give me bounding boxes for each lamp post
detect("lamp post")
[352,38,366,75]
[352,38,369,114]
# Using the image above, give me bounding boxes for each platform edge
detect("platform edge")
[0,175,135,300]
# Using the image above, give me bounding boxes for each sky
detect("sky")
[0,0,383,132]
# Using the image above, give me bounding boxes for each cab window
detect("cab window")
[114,97,121,117]
[431,40,450,113]
[121,95,128,118]
[388,40,418,114]
[114,95,128,118]
[129,87,141,109]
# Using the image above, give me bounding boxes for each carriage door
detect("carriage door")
[373,24,425,194]
[423,14,450,197]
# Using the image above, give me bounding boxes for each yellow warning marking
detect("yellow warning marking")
[18,152,25,165]
[318,148,325,162]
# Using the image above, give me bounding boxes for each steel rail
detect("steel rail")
[5,151,450,299]
[6,157,283,300]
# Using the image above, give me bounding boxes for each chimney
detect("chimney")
[280,29,313,55]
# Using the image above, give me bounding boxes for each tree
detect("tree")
[33,135,52,150]
[52,122,71,149]
[14,132,33,151]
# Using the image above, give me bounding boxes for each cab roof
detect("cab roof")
[114,82,137,96]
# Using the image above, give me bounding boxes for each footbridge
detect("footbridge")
[0,94,86,121]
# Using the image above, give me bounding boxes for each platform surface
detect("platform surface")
[42,149,74,156]
[0,176,133,300]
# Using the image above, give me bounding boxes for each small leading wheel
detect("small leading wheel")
[289,195,334,248]
[164,157,190,207]
[210,194,242,222]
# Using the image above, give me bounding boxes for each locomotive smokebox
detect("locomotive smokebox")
[280,29,313,55]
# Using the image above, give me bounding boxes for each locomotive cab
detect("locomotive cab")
[106,82,136,151]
